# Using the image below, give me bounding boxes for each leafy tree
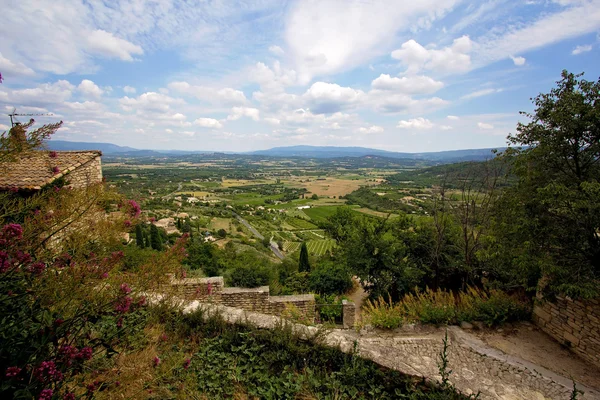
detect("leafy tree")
[150,223,163,251]
[311,193,318,200]
[309,260,353,295]
[135,224,145,248]
[494,71,600,298]
[299,242,311,272]
[217,228,227,238]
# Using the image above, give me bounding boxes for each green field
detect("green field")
[306,239,336,256]
[282,241,301,253]
[302,206,340,224]
[287,217,318,230]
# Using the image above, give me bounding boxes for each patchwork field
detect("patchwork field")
[282,177,376,197]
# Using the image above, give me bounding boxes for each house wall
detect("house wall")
[533,295,600,368]
[67,156,103,188]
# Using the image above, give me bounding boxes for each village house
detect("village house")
[0,150,103,191]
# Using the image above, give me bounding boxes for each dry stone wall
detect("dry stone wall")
[170,277,315,321]
[533,295,600,368]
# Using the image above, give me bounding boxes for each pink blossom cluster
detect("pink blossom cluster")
[34,360,63,383]
[5,366,22,378]
[114,296,132,313]
[127,199,141,218]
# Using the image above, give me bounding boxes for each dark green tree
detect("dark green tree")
[493,70,600,298]
[135,224,145,248]
[150,223,163,251]
[299,242,311,272]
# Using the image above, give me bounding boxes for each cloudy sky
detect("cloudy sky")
[0,0,599,152]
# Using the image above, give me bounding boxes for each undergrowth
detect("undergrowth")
[83,305,473,399]
[365,287,531,328]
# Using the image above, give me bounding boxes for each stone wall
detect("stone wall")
[170,277,315,322]
[533,295,600,368]
[66,155,103,189]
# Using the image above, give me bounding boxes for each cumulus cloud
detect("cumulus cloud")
[86,30,143,61]
[78,79,104,98]
[358,125,384,134]
[264,117,281,125]
[168,81,247,105]
[447,115,460,120]
[303,82,364,114]
[227,107,260,121]
[371,74,444,94]
[397,118,435,130]
[284,0,459,81]
[391,36,473,74]
[0,53,35,77]
[510,55,526,66]
[119,92,184,113]
[123,86,136,94]
[572,44,592,54]
[7,80,74,107]
[194,118,223,128]
[478,122,494,130]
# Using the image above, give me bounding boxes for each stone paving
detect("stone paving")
[181,300,600,400]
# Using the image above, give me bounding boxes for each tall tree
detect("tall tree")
[135,224,145,248]
[299,242,311,272]
[150,223,163,251]
[495,70,600,298]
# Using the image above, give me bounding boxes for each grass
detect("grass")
[302,206,342,224]
[306,239,336,256]
[287,217,318,230]
[208,217,232,232]
[283,241,301,253]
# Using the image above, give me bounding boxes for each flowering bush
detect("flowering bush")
[0,178,187,399]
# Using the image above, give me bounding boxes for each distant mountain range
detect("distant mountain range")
[47,140,503,162]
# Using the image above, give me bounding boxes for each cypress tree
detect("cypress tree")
[135,224,145,248]
[150,224,163,251]
[299,242,311,272]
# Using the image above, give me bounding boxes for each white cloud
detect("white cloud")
[461,88,503,100]
[78,79,104,98]
[7,80,74,107]
[303,82,364,114]
[391,36,473,74]
[264,117,281,125]
[477,122,494,130]
[397,118,435,130]
[510,55,526,66]
[476,2,600,66]
[358,125,384,134]
[572,44,592,55]
[165,128,173,134]
[369,91,449,114]
[285,0,460,82]
[194,118,223,129]
[440,125,453,130]
[227,107,260,121]
[371,74,444,94]
[119,92,184,113]
[269,45,284,56]
[447,115,460,120]
[86,29,143,61]
[168,81,247,105]
[123,86,136,94]
[0,53,35,77]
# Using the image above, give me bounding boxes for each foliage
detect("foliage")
[309,260,353,295]
[229,263,272,288]
[315,294,344,323]
[298,241,311,272]
[491,71,600,298]
[363,295,403,329]
[150,223,163,251]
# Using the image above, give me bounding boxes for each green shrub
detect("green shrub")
[283,271,310,293]
[363,295,403,329]
[229,264,271,288]
[315,294,343,323]
[309,261,353,295]
[401,289,457,325]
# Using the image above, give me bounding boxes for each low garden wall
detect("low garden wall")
[533,294,600,368]
[170,277,316,322]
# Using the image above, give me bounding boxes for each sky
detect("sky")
[0,0,599,152]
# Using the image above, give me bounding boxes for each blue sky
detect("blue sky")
[0,0,598,152]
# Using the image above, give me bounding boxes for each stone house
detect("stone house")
[0,150,103,191]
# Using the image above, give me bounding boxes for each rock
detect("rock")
[460,321,474,329]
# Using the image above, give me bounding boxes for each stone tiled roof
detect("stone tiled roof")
[0,150,102,190]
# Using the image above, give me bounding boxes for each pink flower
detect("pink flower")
[5,366,21,377]
[28,262,46,275]
[137,296,147,307]
[120,283,131,294]
[101,272,108,279]
[153,356,160,367]
[77,347,93,360]
[127,200,141,218]
[207,282,213,295]
[114,296,132,313]
[183,359,191,370]
[39,389,53,400]
[159,333,167,342]
[1,223,23,243]
[52,166,60,175]
[49,151,58,158]
[63,392,75,400]
[123,219,132,228]
[34,361,63,382]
